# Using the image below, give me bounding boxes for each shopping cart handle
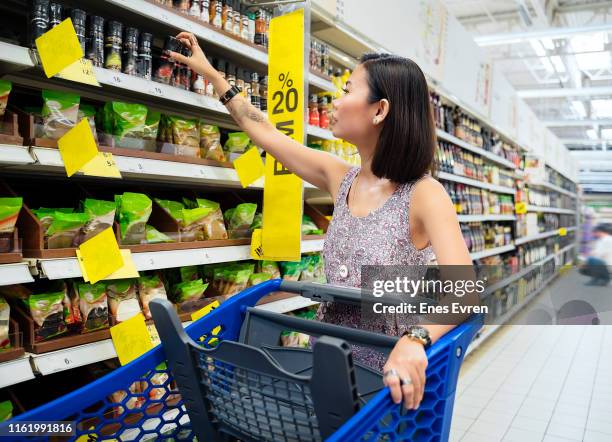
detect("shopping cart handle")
[280,281,366,305]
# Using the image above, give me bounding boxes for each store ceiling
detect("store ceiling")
[446,0,612,192]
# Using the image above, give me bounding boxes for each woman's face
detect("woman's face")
[330,64,379,145]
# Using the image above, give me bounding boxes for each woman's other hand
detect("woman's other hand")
[383,337,428,410]
[169,32,216,78]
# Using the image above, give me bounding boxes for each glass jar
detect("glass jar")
[86,15,105,67]
[137,32,153,80]
[104,20,123,71]
[122,27,139,76]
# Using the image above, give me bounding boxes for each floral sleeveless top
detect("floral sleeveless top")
[317,167,434,370]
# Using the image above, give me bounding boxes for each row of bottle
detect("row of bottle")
[310,140,360,166]
[461,222,513,253]
[436,142,515,188]
[308,94,332,129]
[442,182,514,216]
[310,39,333,77]
[526,188,576,210]
[515,213,575,237]
[155,0,271,47]
[516,235,574,267]
[545,166,578,194]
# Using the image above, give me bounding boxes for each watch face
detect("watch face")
[410,326,428,339]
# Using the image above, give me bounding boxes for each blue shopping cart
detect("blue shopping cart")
[2,280,483,441]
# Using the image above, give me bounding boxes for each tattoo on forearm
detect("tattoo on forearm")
[228,99,266,124]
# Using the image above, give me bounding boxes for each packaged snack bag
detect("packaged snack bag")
[107,279,141,323]
[0,197,23,233]
[138,274,168,320]
[41,90,80,139]
[116,193,152,244]
[77,281,109,332]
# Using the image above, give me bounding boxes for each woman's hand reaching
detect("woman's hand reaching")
[383,337,428,410]
[168,32,216,78]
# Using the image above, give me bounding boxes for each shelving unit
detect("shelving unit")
[528,181,578,198]
[514,226,577,245]
[457,214,516,222]
[437,171,515,195]
[0,144,36,166]
[307,125,336,141]
[470,244,515,260]
[0,356,35,389]
[0,262,34,285]
[436,129,517,170]
[527,205,577,215]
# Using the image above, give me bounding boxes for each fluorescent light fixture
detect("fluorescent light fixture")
[592,100,612,118]
[571,100,587,118]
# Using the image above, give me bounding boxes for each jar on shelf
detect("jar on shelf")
[137,32,153,80]
[86,15,105,68]
[122,27,139,76]
[104,20,123,71]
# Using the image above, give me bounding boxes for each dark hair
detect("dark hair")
[359,53,436,184]
[594,223,612,234]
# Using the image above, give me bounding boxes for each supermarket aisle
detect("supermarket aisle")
[450,274,612,442]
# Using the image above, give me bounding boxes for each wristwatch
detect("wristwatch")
[402,326,432,348]
[219,85,242,105]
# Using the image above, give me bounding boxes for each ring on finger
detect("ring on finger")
[401,377,413,386]
[383,368,399,379]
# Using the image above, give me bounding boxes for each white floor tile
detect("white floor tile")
[510,415,549,434]
[542,435,580,442]
[550,412,588,429]
[451,415,475,432]
[469,419,510,439]
[449,427,466,442]
[584,430,612,442]
[587,417,612,436]
[454,405,484,420]
[503,427,545,442]
[546,421,585,441]
[461,431,501,442]
[477,410,515,427]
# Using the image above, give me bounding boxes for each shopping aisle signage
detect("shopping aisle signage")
[259,8,305,261]
[233,147,265,187]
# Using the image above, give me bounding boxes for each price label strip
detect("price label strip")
[81,152,122,178]
[35,18,83,78]
[259,9,306,262]
[110,313,154,366]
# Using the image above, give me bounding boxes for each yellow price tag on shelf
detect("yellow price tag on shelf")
[191,300,220,321]
[81,152,122,178]
[35,18,83,78]
[58,119,99,177]
[147,323,161,347]
[262,9,305,262]
[559,227,567,237]
[76,228,124,284]
[233,147,265,188]
[250,228,264,260]
[515,202,527,215]
[110,313,154,366]
[56,58,100,87]
[77,249,138,282]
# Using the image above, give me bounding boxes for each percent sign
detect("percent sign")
[272,71,298,114]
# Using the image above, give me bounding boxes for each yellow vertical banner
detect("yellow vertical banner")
[261,9,305,261]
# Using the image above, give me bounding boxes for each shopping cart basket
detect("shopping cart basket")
[2,280,483,441]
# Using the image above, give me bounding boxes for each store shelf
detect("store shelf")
[309,72,336,92]
[457,214,516,222]
[307,125,335,140]
[38,238,325,280]
[0,355,35,389]
[105,0,268,65]
[256,296,319,314]
[0,41,34,69]
[0,262,34,286]
[514,227,577,245]
[0,144,36,166]
[470,244,515,261]
[528,181,578,198]
[436,129,517,170]
[526,205,577,215]
[437,171,515,195]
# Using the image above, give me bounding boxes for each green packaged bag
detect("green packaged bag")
[224,208,235,223]
[196,198,220,211]
[145,225,174,244]
[33,208,74,235]
[173,279,208,303]
[301,215,322,235]
[143,111,161,140]
[107,279,141,323]
[77,282,109,332]
[78,104,98,141]
[259,260,281,279]
[224,132,250,153]
[299,255,315,282]
[248,272,272,287]
[27,289,67,341]
[180,266,199,282]
[250,212,262,230]
[46,212,90,249]
[138,274,168,319]
[81,198,116,242]
[112,102,147,140]
[0,197,22,233]
[0,80,12,118]
[41,90,80,139]
[229,203,257,230]
[155,198,185,223]
[168,115,199,148]
[0,297,9,350]
[0,400,13,422]
[117,193,152,244]
[280,261,303,281]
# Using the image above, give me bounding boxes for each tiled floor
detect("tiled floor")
[450,272,612,442]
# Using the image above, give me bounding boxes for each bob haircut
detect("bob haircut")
[360,53,436,184]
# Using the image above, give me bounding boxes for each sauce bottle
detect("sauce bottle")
[154,35,180,84]
[233,0,242,36]
[210,0,222,28]
[222,0,233,33]
[200,0,210,23]
[137,32,153,80]
[122,27,139,76]
[308,95,319,127]
[49,3,63,28]
[86,15,105,67]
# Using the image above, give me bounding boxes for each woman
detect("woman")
[170,33,472,411]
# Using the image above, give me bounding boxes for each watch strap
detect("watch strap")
[402,326,432,348]
[219,85,242,105]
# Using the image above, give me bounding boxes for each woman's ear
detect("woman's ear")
[374,98,390,124]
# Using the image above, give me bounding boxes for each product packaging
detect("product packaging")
[112,102,147,149]
[0,297,9,349]
[0,80,12,118]
[302,215,323,235]
[116,193,153,245]
[199,123,225,161]
[145,225,174,244]
[41,90,80,139]
[63,284,82,329]
[259,260,281,279]
[195,198,227,240]
[0,401,12,422]
[227,203,257,239]
[180,266,199,282]
[155,198,216,242]
[247,272,272,287]
[45,212,90,249]
[212,262,254,296]
[80,198,116,243]
[32,208,73,236]
[27,284,68,341]
[167,115,200,148]
[77,281,109,332]
[172,279,209,313]
[77,104,98,142]
[143,110,161,151]
[280,260,303,281]
[0,198,23,233]
[138,274,168,320]
[107,279,141,323]
[224,131,250,153]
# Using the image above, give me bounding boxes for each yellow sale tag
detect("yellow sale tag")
[515,202,527,215]
[78,249,139,282]
[56,58,100,86]
[35,18,84,78]
[58,119,99,177]
[147,323,161,347]
[110,313,154,366]
[233,147,265,188]
[191,300,221,321]
[250,228,264,260]
[263,9,305,261]
[559,227,567,237]
[81,152,122,178]
[77,228,124,284]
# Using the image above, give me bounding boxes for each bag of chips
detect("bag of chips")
[41,90,80,139]
[107,280,141,323]
[116,193,152,245]
[27,285,68,341]
[138,274,168,320]
[0,297,9,349]
[0,80,12,118]
[224,131,250,154]
[0,197,23,233]
[45,212,90,249]
[80,198,116,243]
[259,260,281,279]
[77,281,109,332]
[145,225,174,244]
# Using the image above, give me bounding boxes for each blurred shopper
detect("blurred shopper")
[579,224,612,286]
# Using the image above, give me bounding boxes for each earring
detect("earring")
[373,117,380,124]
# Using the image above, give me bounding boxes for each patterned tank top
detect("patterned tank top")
[317,167,434,370]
